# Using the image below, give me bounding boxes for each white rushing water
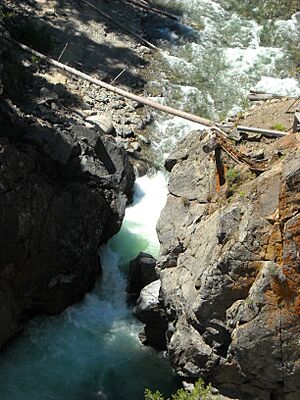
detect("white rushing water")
[0,173,175,400]
[146,0,300,154]
[0,0,299,399]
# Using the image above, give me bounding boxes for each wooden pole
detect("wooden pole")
[81,0,159,50]
[237,125,288,138]
[119,0,179,21]
[6,38,289,140]
[57,42,69,62]
[7,37,213,128]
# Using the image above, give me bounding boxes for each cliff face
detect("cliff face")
[0,36,135,349]
[154,132,300,400]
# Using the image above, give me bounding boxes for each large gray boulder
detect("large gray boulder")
[134,280,168,350]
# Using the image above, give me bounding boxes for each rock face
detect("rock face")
[0,123,134,349]
[151,132,300,400]
[0,37,135,349]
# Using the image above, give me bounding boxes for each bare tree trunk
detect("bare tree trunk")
[119,0,179,21]
[6,37,213,127]
[82,0,158,50]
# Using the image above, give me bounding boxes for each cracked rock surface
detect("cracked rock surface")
[0,33,135,349]
[150,132,300,400]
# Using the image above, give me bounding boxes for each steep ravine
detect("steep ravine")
[0,0,300,399]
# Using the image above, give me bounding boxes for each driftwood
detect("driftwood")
[248,90,296,102]
[57,42,69,62]
[202,133,268,172]
[120,0,179,21]
[237,125,288,138]
[202,138,219,154]
[249,93,279,101]
[212,130,268,172]
[110,67,128,84]
[285,96,300,113]
[7,37,214,128]
[81,0,158,50]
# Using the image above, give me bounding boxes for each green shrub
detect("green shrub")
[144,379,218,400]
[272,123,287,132]
[225,168,240,184]
[145,389,165,400]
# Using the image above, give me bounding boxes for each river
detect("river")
[0,1,299,399]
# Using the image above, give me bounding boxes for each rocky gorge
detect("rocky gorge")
[0,0,300,399]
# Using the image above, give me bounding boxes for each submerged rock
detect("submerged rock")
[147,131,300,400]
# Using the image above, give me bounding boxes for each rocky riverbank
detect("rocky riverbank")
[134,125,300,399]
[1,1,300,399]
[0,0,155,349]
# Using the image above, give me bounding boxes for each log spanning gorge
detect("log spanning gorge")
[0,0,299,399]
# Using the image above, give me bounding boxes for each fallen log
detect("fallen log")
[248,93,279,101]
[6,38,290,149]
[248,90,296,102]
[81,0,158,50]
[120,0,179,21]
[237,125,288,138]
[6,37,213,128]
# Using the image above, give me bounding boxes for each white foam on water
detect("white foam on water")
[254,76,300,96]
[1,1,299,399]
[224,47,280,75]
[150,115,205,159]
[125,173,168,251]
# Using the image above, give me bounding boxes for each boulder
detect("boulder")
[130,158,148,177]
[127,252,158,299]
[133,280,168,350]
[85,114,114,134]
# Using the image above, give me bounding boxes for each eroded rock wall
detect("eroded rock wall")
[0,34,135,349]
[155,132,300,400]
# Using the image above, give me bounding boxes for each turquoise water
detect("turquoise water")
[0,175,176,400]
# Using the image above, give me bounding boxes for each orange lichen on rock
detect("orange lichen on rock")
[265,222,283,264]
[264,146,300,315]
